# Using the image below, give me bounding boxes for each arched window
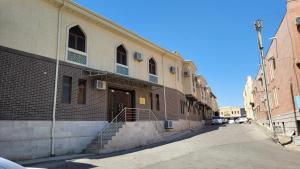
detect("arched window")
[149,58,156,75]
[68,25,86,52]
[116,45,127,66]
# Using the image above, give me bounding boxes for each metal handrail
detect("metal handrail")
[97,107,164,153]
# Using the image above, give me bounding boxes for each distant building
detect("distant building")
[219,106,243,119]
[243,76,255,120]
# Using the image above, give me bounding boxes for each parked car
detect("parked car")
[235,117,248,124]
[211,116,224,125]
[228,119,235,124]
[0,157,41,169]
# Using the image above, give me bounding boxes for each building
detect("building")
[252,0,300,137]
[243,76,255,119]
[0,0,218,160]
[219,106,243,119]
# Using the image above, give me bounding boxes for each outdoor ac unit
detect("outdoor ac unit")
[296,17,300,25]
[133,52,143,62]
[95,80,106,90]
[169,66,176,74]
[184,70,191,77]
[164,120,173,129]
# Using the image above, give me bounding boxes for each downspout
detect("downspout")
[51,1,64,156]
[162,53,167,121]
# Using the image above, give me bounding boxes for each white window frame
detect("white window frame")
[65,24,88,67]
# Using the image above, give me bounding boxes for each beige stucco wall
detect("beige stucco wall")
[243,76,255,119]
[0,0,189,93]
[219,106,241,118]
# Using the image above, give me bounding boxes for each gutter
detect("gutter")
[51,0,65,156]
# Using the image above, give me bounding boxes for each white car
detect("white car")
[0,157,42,169]
[228,119,235,124]
[235,117,248,124]
[211,116,224,125]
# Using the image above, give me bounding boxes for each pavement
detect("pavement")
[27,124,300,169]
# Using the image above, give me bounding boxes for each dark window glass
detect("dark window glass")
[149,58,156,75]
[78,79,86,104]
[273,59,276,70]
[116,45,127,65]
[150,93,153,110]
[62,76,72,103]
[68,26,86,52]
[68,34,76,49]
[156,94,160,111]
[180,100,185,114]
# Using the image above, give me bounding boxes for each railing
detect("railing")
[97,108,164,152]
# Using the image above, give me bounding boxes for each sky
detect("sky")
[74,0,286,107]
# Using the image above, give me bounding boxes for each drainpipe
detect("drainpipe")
[162,54,167,121]
[51,1,64,156]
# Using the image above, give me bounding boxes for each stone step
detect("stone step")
[293,136,300,145]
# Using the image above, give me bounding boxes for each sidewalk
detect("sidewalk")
[19,127,204,166]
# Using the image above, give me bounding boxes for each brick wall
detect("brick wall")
[0,46,55,120]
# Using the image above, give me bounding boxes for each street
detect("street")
[29,124,300,169]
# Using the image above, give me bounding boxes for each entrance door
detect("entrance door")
[108,88,134,122]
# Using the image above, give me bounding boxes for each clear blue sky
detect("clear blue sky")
[74,0,286,107]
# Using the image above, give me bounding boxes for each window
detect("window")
[156,94,160,111]
[273,88,279,107]
[116,45,127,65]
[180,100,185,114]
[177,67,180,81]
[272,59,276,70]
[68,26,86,52]
[150,93,153,110]
[67,25,87,65]
[149,58,156,75]
[78,79,86,104]
[62,76,72,103]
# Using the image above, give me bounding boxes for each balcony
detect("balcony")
[67,48,87,66]
[149,74,158,84]
[116,64,129,76]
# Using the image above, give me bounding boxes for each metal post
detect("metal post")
[100,131,103,154]
[255,20,274,132]
[124,108,127,122]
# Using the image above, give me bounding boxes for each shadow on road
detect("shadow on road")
[27,124,222,169]
[85,124,222,160]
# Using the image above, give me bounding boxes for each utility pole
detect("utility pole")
[254,20,274,133]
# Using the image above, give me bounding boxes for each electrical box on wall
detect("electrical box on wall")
[296,17,300,26]
[295,96,300,110]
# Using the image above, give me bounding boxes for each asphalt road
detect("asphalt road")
[30,124,300,169]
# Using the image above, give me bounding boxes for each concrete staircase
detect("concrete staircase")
[293,136,300,146]
[84,108,164,154]
[85,122,125,153]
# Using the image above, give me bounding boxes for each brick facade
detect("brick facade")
[253,1,300,135]
[0,46,204,122]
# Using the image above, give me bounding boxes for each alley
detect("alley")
[29,124,300,169]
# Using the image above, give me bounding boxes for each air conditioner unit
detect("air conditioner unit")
[260,97,266,102]
[184,70,191,77]
[133,52,143,62]
[169,66,176,74]
[164,120,173,129]
[296,17,300,26]
[95,80,106,90]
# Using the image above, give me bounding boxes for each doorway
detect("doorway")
[108,88,135,122]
